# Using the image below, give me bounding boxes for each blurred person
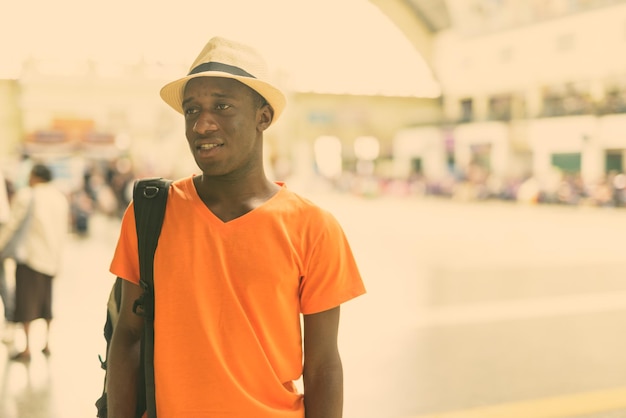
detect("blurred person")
[109,158,135,218]
[91,170,119,217]
[11,152,33,191]
[516,176,540,205]
[611,172,626,207]
[0,163,69,360]
[0,171,9,224]
[106,36,366,418]
[0,170,13,342]
[591,178,613,207]
[70,188,94,236]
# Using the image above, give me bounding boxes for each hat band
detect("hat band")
[188,61,256,78]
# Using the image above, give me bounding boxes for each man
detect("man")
[0,163,69,360]
[106,37,366,417]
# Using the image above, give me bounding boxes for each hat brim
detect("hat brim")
[160,71,286,125]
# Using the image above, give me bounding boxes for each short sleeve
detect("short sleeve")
[109,202,140,284]
[299,210,366,315]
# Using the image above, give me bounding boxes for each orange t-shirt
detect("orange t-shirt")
[109,177,365,418]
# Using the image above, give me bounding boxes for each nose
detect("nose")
[192,112,218,135]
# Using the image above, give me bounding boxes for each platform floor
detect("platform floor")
[1,193,625,418]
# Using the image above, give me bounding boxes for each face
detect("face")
[182,77,272,177]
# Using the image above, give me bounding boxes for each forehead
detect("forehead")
[183,76,252,99]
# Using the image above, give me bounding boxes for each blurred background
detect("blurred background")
[1,0,626,417]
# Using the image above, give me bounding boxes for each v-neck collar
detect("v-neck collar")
[183,176,285,227]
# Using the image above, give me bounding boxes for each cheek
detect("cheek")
[231,116,256,135]
[184,120,195,136]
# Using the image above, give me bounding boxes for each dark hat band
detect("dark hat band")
[188,61,256,78]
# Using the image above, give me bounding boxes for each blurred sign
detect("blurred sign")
[23,117,119,159]
[82,132,115,144]
[307,111,334,125]
[27,130,67,143]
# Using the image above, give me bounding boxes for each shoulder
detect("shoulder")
[131,176,194,204]
[169,176,196,201]
[277,186,325,214]
[14,187,32,200]
[171,176,193,190]
[13,187,34,206]
[276,186,343,231]
[41,183,69,204]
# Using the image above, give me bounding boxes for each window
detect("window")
[460,98,473,122]
[605,150,623,173]
[551,153,581,173]
[603,76,626,114]
[488,94,512,120]
[541,82,592,116]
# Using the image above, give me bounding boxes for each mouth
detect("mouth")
[197,143,223,151]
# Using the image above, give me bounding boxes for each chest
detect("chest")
[153,215,304,300]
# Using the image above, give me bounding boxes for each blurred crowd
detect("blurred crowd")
[5,154,625,239]
[335,168,626,209]
[2,156,137,238]
[68,158,136,235]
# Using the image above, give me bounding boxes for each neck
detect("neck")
[194,172,278,202]
[193,173,281,222]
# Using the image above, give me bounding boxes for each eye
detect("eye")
[184,107,199,116]
[215,103,231,111]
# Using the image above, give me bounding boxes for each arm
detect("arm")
[0,189,30,252]
[302,306,343,418]
[106,278,145,418]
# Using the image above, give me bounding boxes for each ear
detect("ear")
[257,104,274,132]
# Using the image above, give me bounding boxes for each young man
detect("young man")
[106,37,366,418]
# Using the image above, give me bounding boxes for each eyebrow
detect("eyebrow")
[182,91,233,108]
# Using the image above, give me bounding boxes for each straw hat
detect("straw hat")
[160,37,286,125]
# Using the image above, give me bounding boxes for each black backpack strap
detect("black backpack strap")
[131,177,172,418]
[95,277,125,418]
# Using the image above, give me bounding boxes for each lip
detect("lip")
[193,138,224,151]
[194,138,223,148]
[194,140,224,158]
[196,142,223,150]
[196,143,223,156]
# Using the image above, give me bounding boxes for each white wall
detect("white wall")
[433,4,626,98]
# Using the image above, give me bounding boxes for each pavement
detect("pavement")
[1,192,626,418]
